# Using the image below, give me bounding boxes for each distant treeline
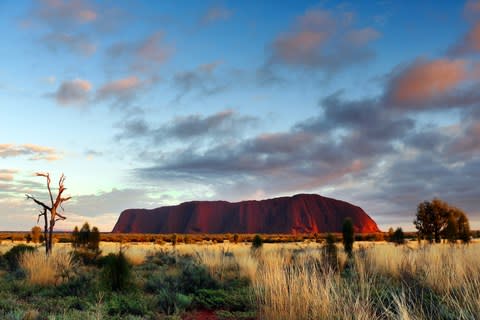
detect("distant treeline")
[1,230,479,244]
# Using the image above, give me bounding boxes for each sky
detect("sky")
[1,0,480,232]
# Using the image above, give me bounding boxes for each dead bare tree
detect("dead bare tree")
[26,173,71,255]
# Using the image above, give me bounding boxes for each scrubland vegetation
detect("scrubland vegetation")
[0,237,479,319]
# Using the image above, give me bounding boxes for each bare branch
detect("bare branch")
[53,174,70,209]
[56,211,67,220]
[59,197,72,212]
[26,194,51,211]
[36,172,54,207]
[59,173,66,188]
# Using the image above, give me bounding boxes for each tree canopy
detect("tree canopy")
[413,198,470,244]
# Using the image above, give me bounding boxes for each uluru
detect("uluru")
[112,194,380,234]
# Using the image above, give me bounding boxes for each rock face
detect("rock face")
[112,194,380,234]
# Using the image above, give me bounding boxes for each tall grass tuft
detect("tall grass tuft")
[19,249,74,286]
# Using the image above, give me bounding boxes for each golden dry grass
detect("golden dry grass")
[152,241,480,320]
[6,237,480,319]
[19,249,74,286]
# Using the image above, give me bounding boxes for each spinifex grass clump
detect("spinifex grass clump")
[19,249,74,286]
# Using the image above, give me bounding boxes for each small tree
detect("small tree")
[79,222,91,247]
[233,233,239,244]
[31,226,42,244]
[72,226,80,248]
[414,198,471,244]
[26,173,71,255]
[101,251,132,291]
[89,227,101,252]
[323,233,338,271]
[391,227,405,245]
[342,218,354,256]
[387,227,394,241]
[252,234,263,251]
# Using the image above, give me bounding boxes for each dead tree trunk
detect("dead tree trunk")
[42,208,48,256]
[26,173,71,256]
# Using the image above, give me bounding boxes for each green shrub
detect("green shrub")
[177,262,218,294]
[156,289,192,315]
[100,252,132,291]
[193,288,254,312]
[215,310,257,320]
[145,271,175,295]
[149,250,177,266]
[106,293,150,317]
[4,245,36,271]
[55,272,95,297]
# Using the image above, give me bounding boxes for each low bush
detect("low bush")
[193,288,254,312]
[177,261,218,294]
[55,272,95,297]
[156,289,192,315]
[147,250,177,266]
[72,248,102,266]
[106,292,151,317]
[215,310,257,320]
[145,261,217,295]
[4,245,36,271]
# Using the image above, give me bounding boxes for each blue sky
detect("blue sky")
[1,0,480,231]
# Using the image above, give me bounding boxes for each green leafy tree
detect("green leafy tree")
[342,218,354,256]
[414,198,470,244]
